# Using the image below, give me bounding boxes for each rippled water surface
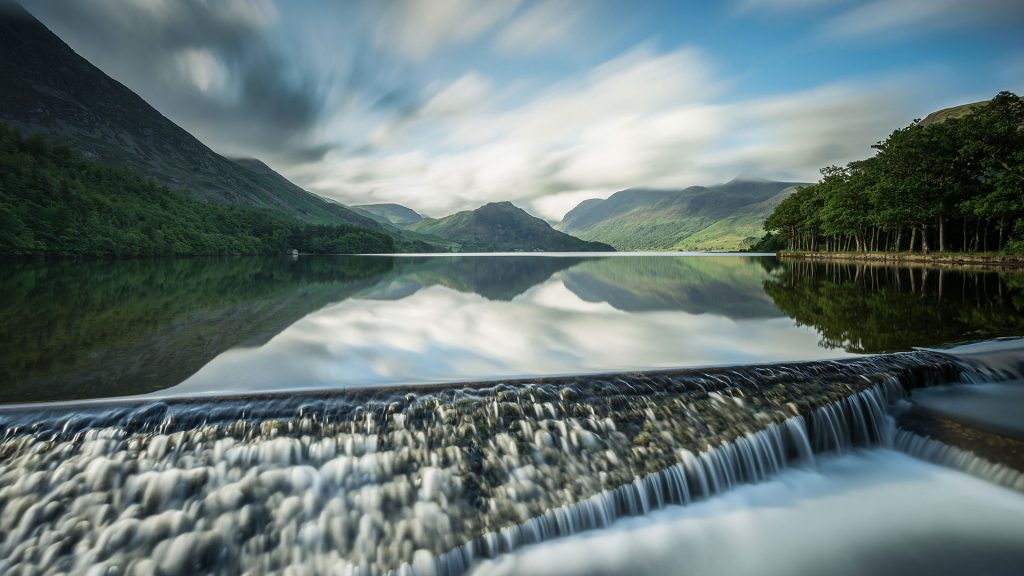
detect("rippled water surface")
[3,254,1024,403]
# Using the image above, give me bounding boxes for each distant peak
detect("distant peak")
[476,201,524,213]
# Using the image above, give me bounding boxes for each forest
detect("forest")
[758,92,1024,254]
[0,122,394,258]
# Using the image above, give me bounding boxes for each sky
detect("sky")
[21,0,1024,221]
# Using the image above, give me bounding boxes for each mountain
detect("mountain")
[354,203,425,226]
[556,179,806,251]
[406,202,614,252]
[919,101,986,127]
[0,3,378,230]
[0,123,394,257]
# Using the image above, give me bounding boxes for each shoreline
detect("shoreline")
[779,250,1024,269]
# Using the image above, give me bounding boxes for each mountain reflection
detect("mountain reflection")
[562,256,783,318]
[362,256,591,301]
[2,255,1023,404]
[0,257,393,403]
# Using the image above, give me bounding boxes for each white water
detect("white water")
[472,450,1024,576]
[1,347,1021,575]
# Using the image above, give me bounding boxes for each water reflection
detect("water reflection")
[1,255,1023,403]
[766,261,1024,353]
[0,257,392,402]
[563,256,783,317]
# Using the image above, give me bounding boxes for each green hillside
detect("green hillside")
[354,203,425,226]
[0,123,393,257]
[0,4,380,230]
[407,201,614,252]
[919,101,986,127]
[557,180,803,251]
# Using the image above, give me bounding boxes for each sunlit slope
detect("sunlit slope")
[558,180,804,251]
[407,201,614,252]
[353,203,425,226]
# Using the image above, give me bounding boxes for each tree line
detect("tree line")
[759,92,1023,254]
[0,122,394,258]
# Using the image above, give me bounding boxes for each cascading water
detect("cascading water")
[0,348,1020,575]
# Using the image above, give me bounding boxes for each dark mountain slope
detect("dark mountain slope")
[0,123,394,257]
[0,3,377,229]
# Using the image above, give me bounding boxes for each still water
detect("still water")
[1,254,1023,575]
[2,254,1024,403]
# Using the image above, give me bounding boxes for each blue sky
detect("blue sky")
[24,0,1024,220]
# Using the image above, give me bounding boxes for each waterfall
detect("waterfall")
[0,348,1018,575]
[894,430,1024,492]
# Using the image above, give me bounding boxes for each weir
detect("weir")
[0,348,1021,575]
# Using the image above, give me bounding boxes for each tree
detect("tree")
[763,92,1024,254]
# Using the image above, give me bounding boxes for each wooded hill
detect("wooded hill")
[0,123,394,257]
[759,92,1024,254]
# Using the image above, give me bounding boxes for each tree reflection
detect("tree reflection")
[765,260,1024,353]
[0,257,393,402]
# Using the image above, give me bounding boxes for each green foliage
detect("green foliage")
[764,260,1024,353]
[764,92,1024,254]
[0,123,394,257]
[353,203,424,226]
[746,232,788,252]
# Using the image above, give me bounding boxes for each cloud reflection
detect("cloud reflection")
[169,265,849,395]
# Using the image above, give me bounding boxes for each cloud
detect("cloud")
[528,190,616,223]
[494,0,584,56]
[711,81,920,178]
[823,0,1024,39]
[304,43,923,221]
[376,0,522,60]
[421,73,494,118]
[21,0,325,157]
[175,49,227,94]
[302,45,726,216]
[734,0,842,13]
[17,0,991,223]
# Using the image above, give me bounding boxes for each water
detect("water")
[470,450,1024,576]
[0,346,1020,574]
[2,254,1023,404]
[1,255,1023,574]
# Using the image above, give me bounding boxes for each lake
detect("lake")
[2,253,1023,404]
[1,254,1023,575]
